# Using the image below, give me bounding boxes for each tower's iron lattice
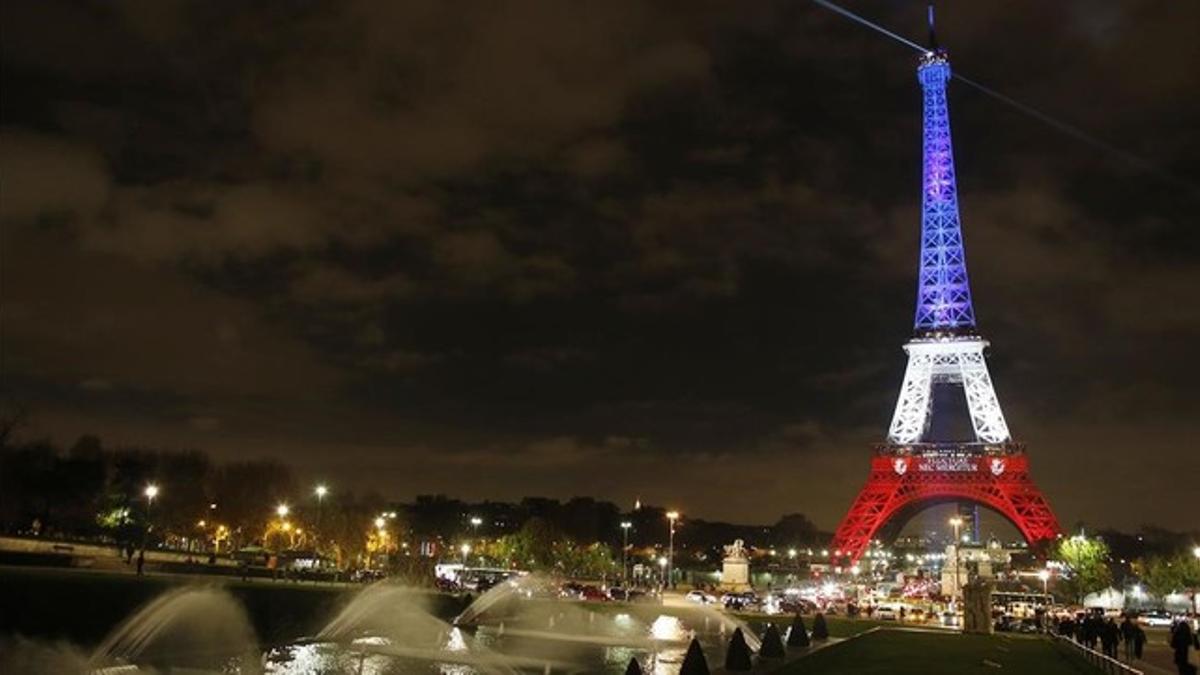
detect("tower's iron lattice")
[829,43,1061,565]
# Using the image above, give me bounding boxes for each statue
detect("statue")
[724,539,749,561]
[720,539,752,591]
[961,577,994,634]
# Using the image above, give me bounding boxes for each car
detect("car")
[1138,610,1174,627]
[580,586,609,602]
[721,591,759,611]
[875,605,900,621]
[685,590,718,605]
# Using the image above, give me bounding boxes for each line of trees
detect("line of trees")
[0,433,828,572]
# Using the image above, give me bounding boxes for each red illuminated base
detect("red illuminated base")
[829,443,1061,564]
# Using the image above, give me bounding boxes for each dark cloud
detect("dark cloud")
[2,0,1198,532]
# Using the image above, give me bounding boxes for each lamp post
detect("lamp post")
[949,517,963,601]
[314,485,327,555]
[620,521,632,585]
[461,543,471,565]
[276,503,290,519]
[666,511,679,590]
[1037,569,1050,596]
[142,484,160,552]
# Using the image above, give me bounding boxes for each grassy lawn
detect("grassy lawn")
[774,629,1100,675]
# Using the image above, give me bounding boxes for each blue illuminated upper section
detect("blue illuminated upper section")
[913,49,977,335]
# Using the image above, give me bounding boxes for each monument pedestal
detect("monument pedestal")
[719,539,752,592]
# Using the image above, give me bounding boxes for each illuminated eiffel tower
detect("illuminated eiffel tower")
[829,15,1061,564]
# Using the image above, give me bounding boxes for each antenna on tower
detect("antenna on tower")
[927,4,939,50]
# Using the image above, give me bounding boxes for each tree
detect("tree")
[772,513,818,547]
[1056,535,1113,603]
[1141,551,1200,599]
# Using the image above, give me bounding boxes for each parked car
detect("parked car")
[686,590,718,605]
[1138,610,1174,627]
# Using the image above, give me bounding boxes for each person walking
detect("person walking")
[1172,619,1198,675]
[1121,615,1137,661]
[135,549,145,576]
[1101,617,1119,658]
[1133,624,1146,661]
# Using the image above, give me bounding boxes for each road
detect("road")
[1133,627,1192,675]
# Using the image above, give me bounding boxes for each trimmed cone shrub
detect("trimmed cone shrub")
[759,624,786,658]
[724,627,754,671]
[787,614,810,647]
[680,637,710,675]
[812,612,830,640]
[624,657,644,675]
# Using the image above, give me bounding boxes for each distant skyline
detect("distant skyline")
[3,1,1198,532]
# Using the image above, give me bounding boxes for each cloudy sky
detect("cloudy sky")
[2,1,1197,534]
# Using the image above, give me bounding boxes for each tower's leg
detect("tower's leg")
[957,348,1011,443]
[830,469,904,564]
[888,349,934,444]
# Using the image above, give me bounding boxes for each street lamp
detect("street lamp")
[460,543,471,565]
[1037,569,1050,595]
[141,484,160,553]
[314,486,328,554]
[276,504,290,518]
[1193,546,1200,559]
[949,517,963,600]
[620,522,632,585]
[666,511,679,590]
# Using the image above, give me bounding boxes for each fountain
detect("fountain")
[452,574,762,674]
[267,580,563,674]
[89,586,260,674]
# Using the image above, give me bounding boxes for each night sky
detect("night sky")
[3,1,1198,533]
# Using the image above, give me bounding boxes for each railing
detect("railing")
[873,441,1025,457]
[1051,635,1143,675]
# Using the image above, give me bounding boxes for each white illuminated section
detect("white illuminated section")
[888,337,1011,444]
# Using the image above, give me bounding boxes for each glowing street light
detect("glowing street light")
[312,485,328,554]
[144,484,160,502]
[949,517,964,600]
[666,511,679,591]
[620,521,632,584]
[460,543,471,564]
[276,504,290,518]
[1037,569,1050,595]
[1193,546,1200,560]
[374,517,386,529]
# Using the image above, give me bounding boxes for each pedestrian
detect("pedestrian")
[1101,617,1119,658]
[136,549,145,576]
[1121,615,1137,661]
[1133,624,1146,660]
[1171,619,1198,675]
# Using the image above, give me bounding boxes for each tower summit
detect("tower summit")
[828,13,1061,565]
[914,15,974,335]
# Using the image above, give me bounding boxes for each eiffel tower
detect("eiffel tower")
[829,18,1061,565]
